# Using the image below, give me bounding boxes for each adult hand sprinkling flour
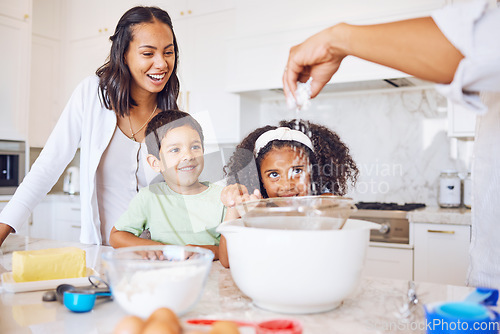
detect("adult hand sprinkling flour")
[283,1,500,291]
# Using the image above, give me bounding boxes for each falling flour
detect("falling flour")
[112,265,207,318]
[286,77,313,111]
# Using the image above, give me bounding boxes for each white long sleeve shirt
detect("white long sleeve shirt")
[1,76,122,244]
[432,1,500,289]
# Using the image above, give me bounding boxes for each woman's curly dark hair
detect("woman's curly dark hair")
[224,119,358,197]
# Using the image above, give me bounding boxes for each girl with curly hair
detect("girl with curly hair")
[221,119,359,218]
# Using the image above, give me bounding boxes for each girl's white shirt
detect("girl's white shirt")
[432,1,500,289]
[0,76,159,245]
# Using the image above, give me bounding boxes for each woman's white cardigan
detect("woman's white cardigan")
[0,76,116,245]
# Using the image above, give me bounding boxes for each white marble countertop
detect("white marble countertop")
[408,206,471,226]
[0,235,481,333]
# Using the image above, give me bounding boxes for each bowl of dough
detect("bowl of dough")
[101,245,213,317]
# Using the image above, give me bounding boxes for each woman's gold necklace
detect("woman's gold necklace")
[128,105,157,142]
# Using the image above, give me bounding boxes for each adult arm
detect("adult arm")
[283,17,464,100]
[0,78,94,246]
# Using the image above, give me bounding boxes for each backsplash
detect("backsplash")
[254,88,473,206]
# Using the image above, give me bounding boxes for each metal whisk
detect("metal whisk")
[397,281,419,321]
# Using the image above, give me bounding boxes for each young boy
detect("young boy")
[109,110,228,266]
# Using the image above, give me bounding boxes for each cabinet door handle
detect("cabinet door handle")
[71,208,81,211]
[71,225,81,228]
[427,229,455,234]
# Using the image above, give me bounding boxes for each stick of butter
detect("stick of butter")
[12,247,86,282]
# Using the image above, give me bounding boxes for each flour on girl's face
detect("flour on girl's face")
[259,146,312,198]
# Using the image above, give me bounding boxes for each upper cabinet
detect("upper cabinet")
[165,0,234,20]
[0,0,31,21]
[226,0,448,93]
[0,0,32,141]
[447,100,476,138]
[175,10,240,144]
[29,0,62,147]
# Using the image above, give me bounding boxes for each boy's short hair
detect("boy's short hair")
[145,109,204,159]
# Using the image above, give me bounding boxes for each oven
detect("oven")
[351,202,426,280]
[0,140,26,195]
[351,202,426,245]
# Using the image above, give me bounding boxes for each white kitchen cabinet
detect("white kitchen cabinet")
[0,0,31,21]
[165,0,234,21]
[363,245,413,280]
[234,0,447,38]
[63,35,111,101]
[0,4,32,141]
[175,10,240,144]
[413,223,471,286]
[61,0,128,101]
[227,0,447,93]
[447,99,476,138]
[32,194,81,242]
[29,35,61,147]
[29,0,63,147]
[65,0,133,42]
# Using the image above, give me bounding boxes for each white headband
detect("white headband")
[253,127,314,157]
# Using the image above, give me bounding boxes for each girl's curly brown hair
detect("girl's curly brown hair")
[224,119,359,197]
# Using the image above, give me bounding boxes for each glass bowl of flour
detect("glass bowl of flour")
[101,245,214,317]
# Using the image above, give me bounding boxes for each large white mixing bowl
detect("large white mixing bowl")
[217,218,379,314]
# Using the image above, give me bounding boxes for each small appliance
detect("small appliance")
[63,166,80,195]
[0,140,25,195]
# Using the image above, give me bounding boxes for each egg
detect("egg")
[142,320,178,334]
[209,321,240,334]
[147,308,181,334]
[113,315,146,334]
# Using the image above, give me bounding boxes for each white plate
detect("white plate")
[1,268,99,293]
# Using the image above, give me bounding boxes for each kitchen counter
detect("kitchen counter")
[408,206,471,226]
[0,235,480,333]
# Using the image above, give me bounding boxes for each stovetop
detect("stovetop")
[355,202,426,211]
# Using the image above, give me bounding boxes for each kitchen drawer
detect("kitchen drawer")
[363,246,413,280]
[54,201,81,223]
[32,195,82,241]
[52,219,81,242]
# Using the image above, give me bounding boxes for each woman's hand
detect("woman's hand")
[283,24,350,101]
[0,223,13,247]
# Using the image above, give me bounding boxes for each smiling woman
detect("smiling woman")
[0,6,182,247]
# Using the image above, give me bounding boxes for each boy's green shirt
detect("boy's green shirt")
[114,181,226,245]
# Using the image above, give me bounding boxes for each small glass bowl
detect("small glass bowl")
[101,245,214,317]
[234,196,357,230]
